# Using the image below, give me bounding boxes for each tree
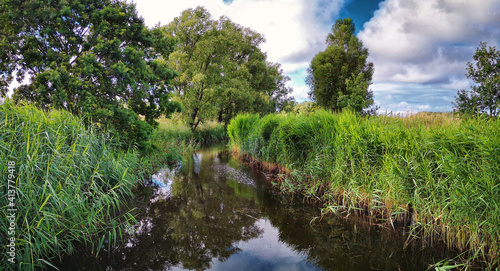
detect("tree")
[0,0,179,149]
[454,42,500,117]
[306,18,375,113]
[163,7,293,130]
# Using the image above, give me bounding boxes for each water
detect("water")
[58,146,455,270]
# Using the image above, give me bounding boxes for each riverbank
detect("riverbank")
[0,102,226,270]
[0,101,143,270]
[57,145,457,270]
[227,110,500,268]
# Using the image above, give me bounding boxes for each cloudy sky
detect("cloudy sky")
[132,0,500,113]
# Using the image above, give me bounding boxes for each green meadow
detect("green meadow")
[228,110,500,267]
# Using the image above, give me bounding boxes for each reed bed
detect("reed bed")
[154,115,228,145]
[0,101,139,270]
[228,110,500,267]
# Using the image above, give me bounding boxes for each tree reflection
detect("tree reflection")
[58,149,262,271]
[259,193,457,271]
[167,152,262,270]
[58,148,457,271]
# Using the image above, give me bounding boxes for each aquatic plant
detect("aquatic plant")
[154,115,227,145]
[0,101,139,270]
[228,110,500,267]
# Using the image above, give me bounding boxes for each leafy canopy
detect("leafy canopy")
[0,0,179,149]
[306,18,375,114]
[454,42,500,117]
[163,7,293,130]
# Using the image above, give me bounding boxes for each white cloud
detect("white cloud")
[359,0,500,112]
[359,0,500,83]
[131,0,345,99]
[291,85,309,102]
[372,82,458,113]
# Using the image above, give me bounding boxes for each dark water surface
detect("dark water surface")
[58,146,455,271]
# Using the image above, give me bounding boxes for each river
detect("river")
[58,146,456,270]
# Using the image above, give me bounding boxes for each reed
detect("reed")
[154,115,227,145]
[228,110,500,267]
[0,101,226,270]
[137,115,227,183]
[0,101,139,270]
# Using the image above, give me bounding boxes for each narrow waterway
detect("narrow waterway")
[59,146,455,270]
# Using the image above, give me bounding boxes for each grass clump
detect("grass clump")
[228,110,500,267]
[137,115,228,180]
[154,115,228,146]
[0,101,226,270]
[0,101,140,270]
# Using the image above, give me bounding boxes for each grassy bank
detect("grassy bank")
[140,116,227,176]
[153,115,228,145]
[228,110,500,267]
[0,105,226,270]
[0,101,144,270]
[0,101,213,270]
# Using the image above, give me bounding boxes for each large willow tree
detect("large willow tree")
[163,7,293,130]
[0,0,179,148]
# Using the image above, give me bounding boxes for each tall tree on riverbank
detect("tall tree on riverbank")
[163,7,293,130]
[0,0,179,149]
[306,18,375,114]
[454,42,500,117]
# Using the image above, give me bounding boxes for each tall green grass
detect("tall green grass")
[228,110,500,267]
[153,115,227,146]
[0,101,226,270]
[0,101,139,270]
[137,116,227,190]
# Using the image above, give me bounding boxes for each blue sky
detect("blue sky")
[132,0,500,113]
[339,0,384,34]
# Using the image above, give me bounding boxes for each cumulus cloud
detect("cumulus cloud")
[358,0,500,112]
[132,0,344,79]
[359,0,500,85]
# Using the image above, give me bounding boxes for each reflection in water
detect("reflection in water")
[150,166,177,202]
[58,146,456,271]
[203,219,320,271]
[193,153,203,175]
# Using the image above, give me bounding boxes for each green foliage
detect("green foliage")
[151,116,227,149]
[282,101,320,115]
[342,73,377,114]
[193,121,228,144]
[163,7,293,130]
[0,101,139,270]
[454,42,500,117]
[227,113,261,152]
[228,111,500,264]
[0,0,179,149]
[306,18,375,114]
